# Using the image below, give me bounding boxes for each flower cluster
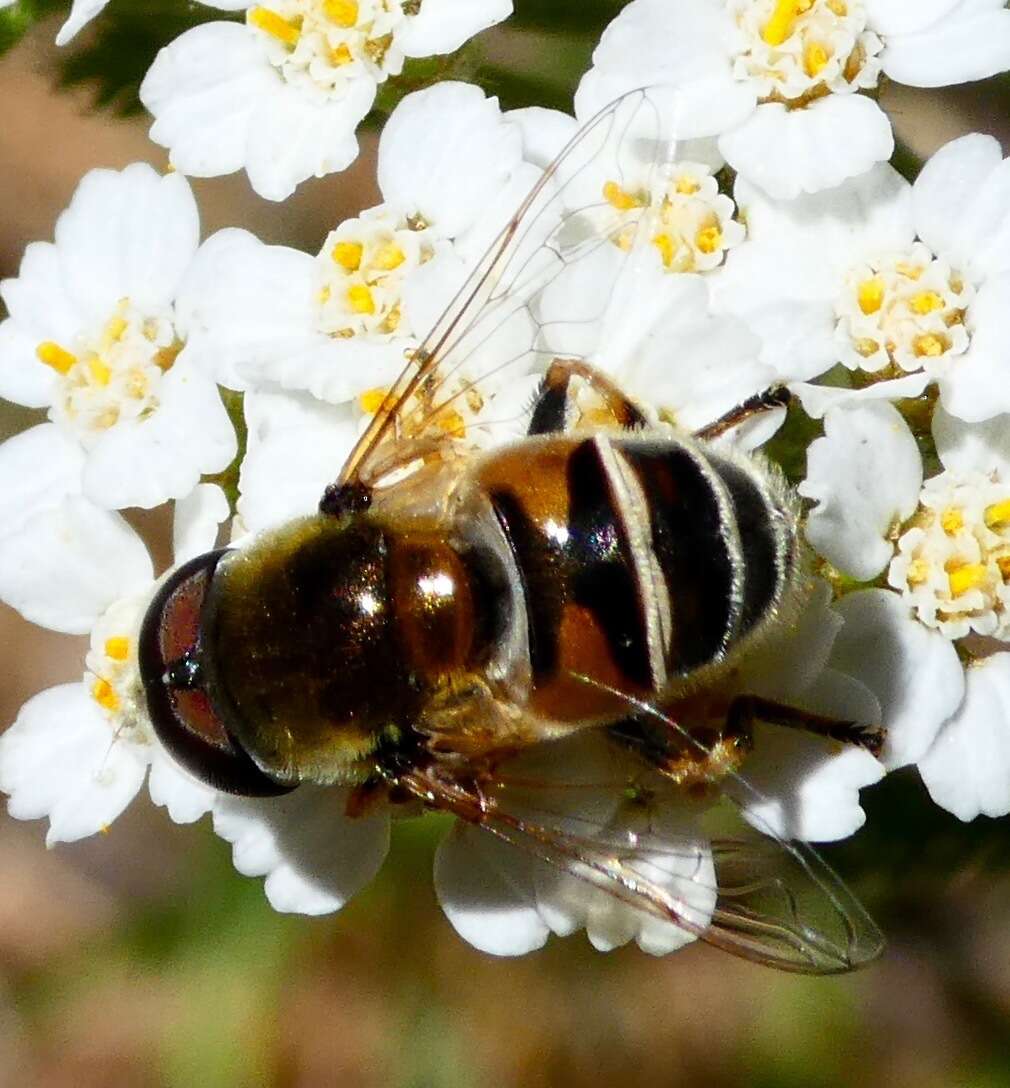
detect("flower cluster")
[2,0,1010,959]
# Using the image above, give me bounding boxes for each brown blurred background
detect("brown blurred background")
[3,9,1010,1087]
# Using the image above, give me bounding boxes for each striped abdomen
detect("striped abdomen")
[475,433,799,725]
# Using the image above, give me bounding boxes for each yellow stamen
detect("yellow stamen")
[761,0,813,47]
[104,637,130,661]
[857,277,885,316]
[910,291,943,315]
[615,226,636,252]
[940,507,964,535]
[906,557,930,586]
[998,555,1010,581]
[652,232,676,268]
[436,410,466,438]
[674,175,700,196]
[359,387,390,414]
[323,0,359,28]
[895,261,923,280]
[92,678,119,713]
[248,7,301,45]
[914,333,947,358]
[330,42,353,66]
[88,357,112,386]
[36,341,78,375]
[855,338,880,358]
[318,285,332,304]
[347,285,375,315]
[603,181,642,212]
[947,561,988,598]
[378,304,402,334]
[372,242,406,272]
[804,41,831,78]
[104,315,128,345]
[332,240,363,272]
[984,499,1010,529]
[695,224,723,255]
[826,0,847,14]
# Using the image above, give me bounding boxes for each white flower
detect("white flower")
[179,83,539,439]
[140,1,513,201]
[0,164,237,510]
[918,652,1010,821]
[576,0,1010,200]
[793,394,1010,818]
[717,137,1010,412]
[0,488,227,844]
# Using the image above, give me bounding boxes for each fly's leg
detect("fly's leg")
[693,387,792,442]
[727,695,885,758]
[528,358,647,436]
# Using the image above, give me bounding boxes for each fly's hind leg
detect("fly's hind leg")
[727,695,886,758]
[528,358,647,436]
[693,387,792,442]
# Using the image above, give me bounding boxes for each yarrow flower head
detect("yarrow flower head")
[0,164,236,510]
[576,0,1010,199]
[799,396,1010,822]
[139,0,514,200]
[716,134,1010,409]
[180,82,542,438]
[0,486,229,842]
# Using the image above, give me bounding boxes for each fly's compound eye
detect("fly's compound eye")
[138,549,294,797]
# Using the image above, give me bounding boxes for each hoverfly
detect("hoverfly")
[139,89,885,972]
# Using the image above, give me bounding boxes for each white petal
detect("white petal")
[919,652,1010,821]
[738,578,843,702]
[55,0,110,45]
[54,165,200,324]
[791,373,931,419]
[245,81,372,202]
[736,725,883,843]
[395,0,512,56]
[719,96,894,200]
[865,0,962,35]
[881,1,1010,87]
[933,405,1010,478]
[0,320,58,408]
[912,134,1004,273]
[238,391,358,532]
[799,402,923,580]
[212,787,389,915]
[141,23,277,179]
[82,360,237,510]
[733,162,915,281]
[147,747,216,825]
[434,821,550,956]
[172,483,230,565]
[506,107,577,168]
[0,684,147,845]
[937,274,1010,422]
[0,424,84,539]
[379,83,523,240]
[830,590,965,769]
[574,0,756,138]
[0,497,152,634]
[175,228,321,391]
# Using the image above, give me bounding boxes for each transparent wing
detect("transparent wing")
[405,726,883,974]
[338,87,680,486]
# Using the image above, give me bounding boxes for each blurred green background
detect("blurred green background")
[3,3,1010,1085]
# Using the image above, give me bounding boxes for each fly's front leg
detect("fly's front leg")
[528,358,647,436]
[727,695,886,757]
[693,387,791,442]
